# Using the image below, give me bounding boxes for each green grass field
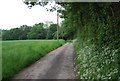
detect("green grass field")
[2,40,65,80]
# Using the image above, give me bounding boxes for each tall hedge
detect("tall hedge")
[58,2,120,79]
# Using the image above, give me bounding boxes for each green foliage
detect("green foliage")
[74,39,119,79]
[58,20,75,40]
[58,2,120,79]
[2,25,31,40]
[23,0,48,8]
[46,24,57,39]
[27,23,46,39]
[2,40,65,80]
[2,23,58,40]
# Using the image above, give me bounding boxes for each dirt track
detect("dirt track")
[13,43,75,79]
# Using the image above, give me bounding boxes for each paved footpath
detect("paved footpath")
[13,43,75,79]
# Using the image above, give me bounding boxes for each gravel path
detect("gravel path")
[13,43,75,79]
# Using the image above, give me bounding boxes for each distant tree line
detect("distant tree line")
[2,23,59,40]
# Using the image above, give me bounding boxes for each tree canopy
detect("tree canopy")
[2,23,58,40]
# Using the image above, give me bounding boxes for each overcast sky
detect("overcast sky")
[0,0,62,30]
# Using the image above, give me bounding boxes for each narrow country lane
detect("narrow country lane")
[13,43,76,79]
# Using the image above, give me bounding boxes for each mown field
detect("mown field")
[2,40,65,80]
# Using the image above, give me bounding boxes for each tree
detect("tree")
[44,21,53,39]
[2,25,32,40]
[27,23,46,39]
[46,24,57,39]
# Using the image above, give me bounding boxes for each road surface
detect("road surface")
[13,43,75,79]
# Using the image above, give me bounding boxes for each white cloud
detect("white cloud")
[0,0,63,30]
